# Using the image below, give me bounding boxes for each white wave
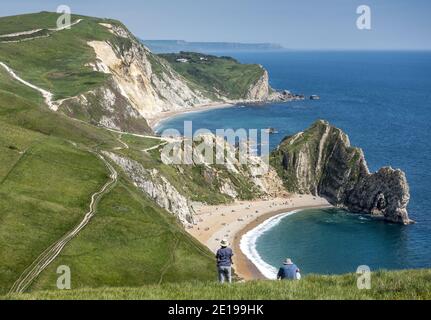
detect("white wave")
[240,210,300,279]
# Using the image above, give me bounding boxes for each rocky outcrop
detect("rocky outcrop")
[56,22,215,133]
[102,132,286,225]
[59,79,152,133]
[86,34,211,120]
[246,68,270,100]
[270,120,411,224]
[161,133,286,199]
[48,21,292,134]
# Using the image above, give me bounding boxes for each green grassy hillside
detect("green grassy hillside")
[0,23,218,293]
[0,11,61,34]
[4,269,431,300]
[159,52,266,100]
[1,31,260,293]
[29,175,216,292]
[0,13,112,100]
[0,12,270,294]
[0,12,270,134]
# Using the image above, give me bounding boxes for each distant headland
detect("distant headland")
[141,39,285,53]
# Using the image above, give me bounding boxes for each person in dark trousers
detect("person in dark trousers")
[277,258,300,280]
[216,239,233,283]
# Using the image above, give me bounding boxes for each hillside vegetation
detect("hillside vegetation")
[159,52,266,100]
[4,269,431,300]
[1,12,271,135]
[0,13,223,294]
[0,62,219,294]
[0,12,422,300]
[0,11,60,34]
[0,13,112,99]
[0,12,279,295]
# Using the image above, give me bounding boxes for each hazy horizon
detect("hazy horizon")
[1,0,430,50]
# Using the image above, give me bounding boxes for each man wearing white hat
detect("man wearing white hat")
[277,258,301,280]
[216,239,234,283]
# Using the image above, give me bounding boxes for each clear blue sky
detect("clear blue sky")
[1,0,430,50]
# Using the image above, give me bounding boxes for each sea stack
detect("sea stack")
[270,120,411,224]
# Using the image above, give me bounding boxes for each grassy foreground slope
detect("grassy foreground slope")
[0,27,216,293]
[0,12,256,291]
[5,270,431,300]
[0,68,113,294]
[30,174,216,292]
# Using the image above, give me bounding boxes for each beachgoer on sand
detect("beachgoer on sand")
[277,258,301,280]
[216,239,234,283]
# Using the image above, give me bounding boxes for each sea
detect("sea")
[157,50,431,276]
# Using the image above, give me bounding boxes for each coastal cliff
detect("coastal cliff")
[60,22,212,133]
[0,13,282,135]
[103,134,286,226]
[270,120,411,224]
[63,25,283,133]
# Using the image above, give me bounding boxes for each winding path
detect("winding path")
[0,19,83,44]
[0,19,84,110]
[1,44,173,293]
[9,153,118,294]
[0,61,57,111]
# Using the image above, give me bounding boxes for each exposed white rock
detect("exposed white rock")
[220,181,238,198]
[99,116,120,130]
[103,151,196,225]
[246,68,270,100]
[160,133,285,199]
[87,40,211,120]
[273,120,411,224]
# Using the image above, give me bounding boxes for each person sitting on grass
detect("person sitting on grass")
[216,239,233,283]
[277,258,301,280]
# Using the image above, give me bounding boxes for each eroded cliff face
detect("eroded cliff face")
[57,22,278,134]
[59,79,152,133]
[270,120,411,224]
[161,133,286,200]
[58,22,212,133]
[103,151,196,225]
[102,133,285,226]
[86,37,211,118]
[246,69,270,100]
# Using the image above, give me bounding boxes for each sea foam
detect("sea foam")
[239,210,300,279]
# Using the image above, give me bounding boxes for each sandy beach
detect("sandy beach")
[188,195,331,280]
[147,102,235,130]
[148,101,333,280]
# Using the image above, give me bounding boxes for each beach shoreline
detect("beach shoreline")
[147,102,235,131]
[147,94,297,131]
[234,203,332,280]
[187,195,331,281]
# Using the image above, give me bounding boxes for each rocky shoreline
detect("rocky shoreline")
[271,120,411,224]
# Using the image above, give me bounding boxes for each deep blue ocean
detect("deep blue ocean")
[158,51,431,274]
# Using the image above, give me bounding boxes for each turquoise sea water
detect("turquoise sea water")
[158,51,431,274]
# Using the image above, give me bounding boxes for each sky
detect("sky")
[1,0,430,50]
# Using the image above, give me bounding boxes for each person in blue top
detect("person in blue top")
[216,239,234,283]
[277,258,300,280]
